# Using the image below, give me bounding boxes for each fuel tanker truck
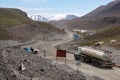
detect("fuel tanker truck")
[74,46,113,68]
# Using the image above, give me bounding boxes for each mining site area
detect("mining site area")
[1,0,120,80]
[0,31,120,80]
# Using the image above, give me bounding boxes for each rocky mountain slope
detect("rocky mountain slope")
[84,0,120,18]
[49,20,68,29]
[66,0,120,29]
[62,0,120,48]
[49,0,120,30]
[0,8,65,41]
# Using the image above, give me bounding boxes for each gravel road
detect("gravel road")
[23,31,120,80]
[0,32,102,80]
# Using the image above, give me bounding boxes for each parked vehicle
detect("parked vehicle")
[24,47,39,54]
[74,46,113,68]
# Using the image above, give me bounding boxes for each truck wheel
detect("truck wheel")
[82,57,85,62]
[92,59,96,66]
[97,62,101,68]
[96,61,100,67]
[109,66,112,69]
[81,57,83,62]
[94,62,98,67]
[98,62,103,68]
[93,61,96,66]
[85,57,91,63]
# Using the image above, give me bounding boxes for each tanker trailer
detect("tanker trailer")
[74,46,113,68]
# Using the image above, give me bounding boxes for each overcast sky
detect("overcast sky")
[0,0,115,17]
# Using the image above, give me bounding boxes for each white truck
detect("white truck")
[74,46,114,68]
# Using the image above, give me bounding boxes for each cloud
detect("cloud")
[16,7,83,18]
[17,7,54,15]
[19,7,53,11]
[0,5,83,18]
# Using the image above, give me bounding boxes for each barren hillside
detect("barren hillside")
[66,0,120,30]
[0,8,65,41]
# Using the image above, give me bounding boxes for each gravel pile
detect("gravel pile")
[0,46,104,80]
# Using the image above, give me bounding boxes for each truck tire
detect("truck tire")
[81,57,83,62]
[79,56,82,61]
[92,59,95,66]
[98,61,103,68]
[93,61,96,66]
[82,57,85,62]
[94,61,98,67]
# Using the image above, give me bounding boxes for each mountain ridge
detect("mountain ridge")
[83,0,120,18]
[66,0,120,30]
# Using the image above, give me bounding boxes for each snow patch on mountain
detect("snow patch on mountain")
[30,15,48,22]
[29,14,78,21]
[49,14,78,21]
[49,14,67,20]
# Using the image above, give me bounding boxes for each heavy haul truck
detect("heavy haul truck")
[74,46,113,68]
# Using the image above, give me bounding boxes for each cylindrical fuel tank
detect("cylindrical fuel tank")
[78,47,112,61]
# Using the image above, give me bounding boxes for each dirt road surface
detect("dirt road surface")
[23,32,120,80]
